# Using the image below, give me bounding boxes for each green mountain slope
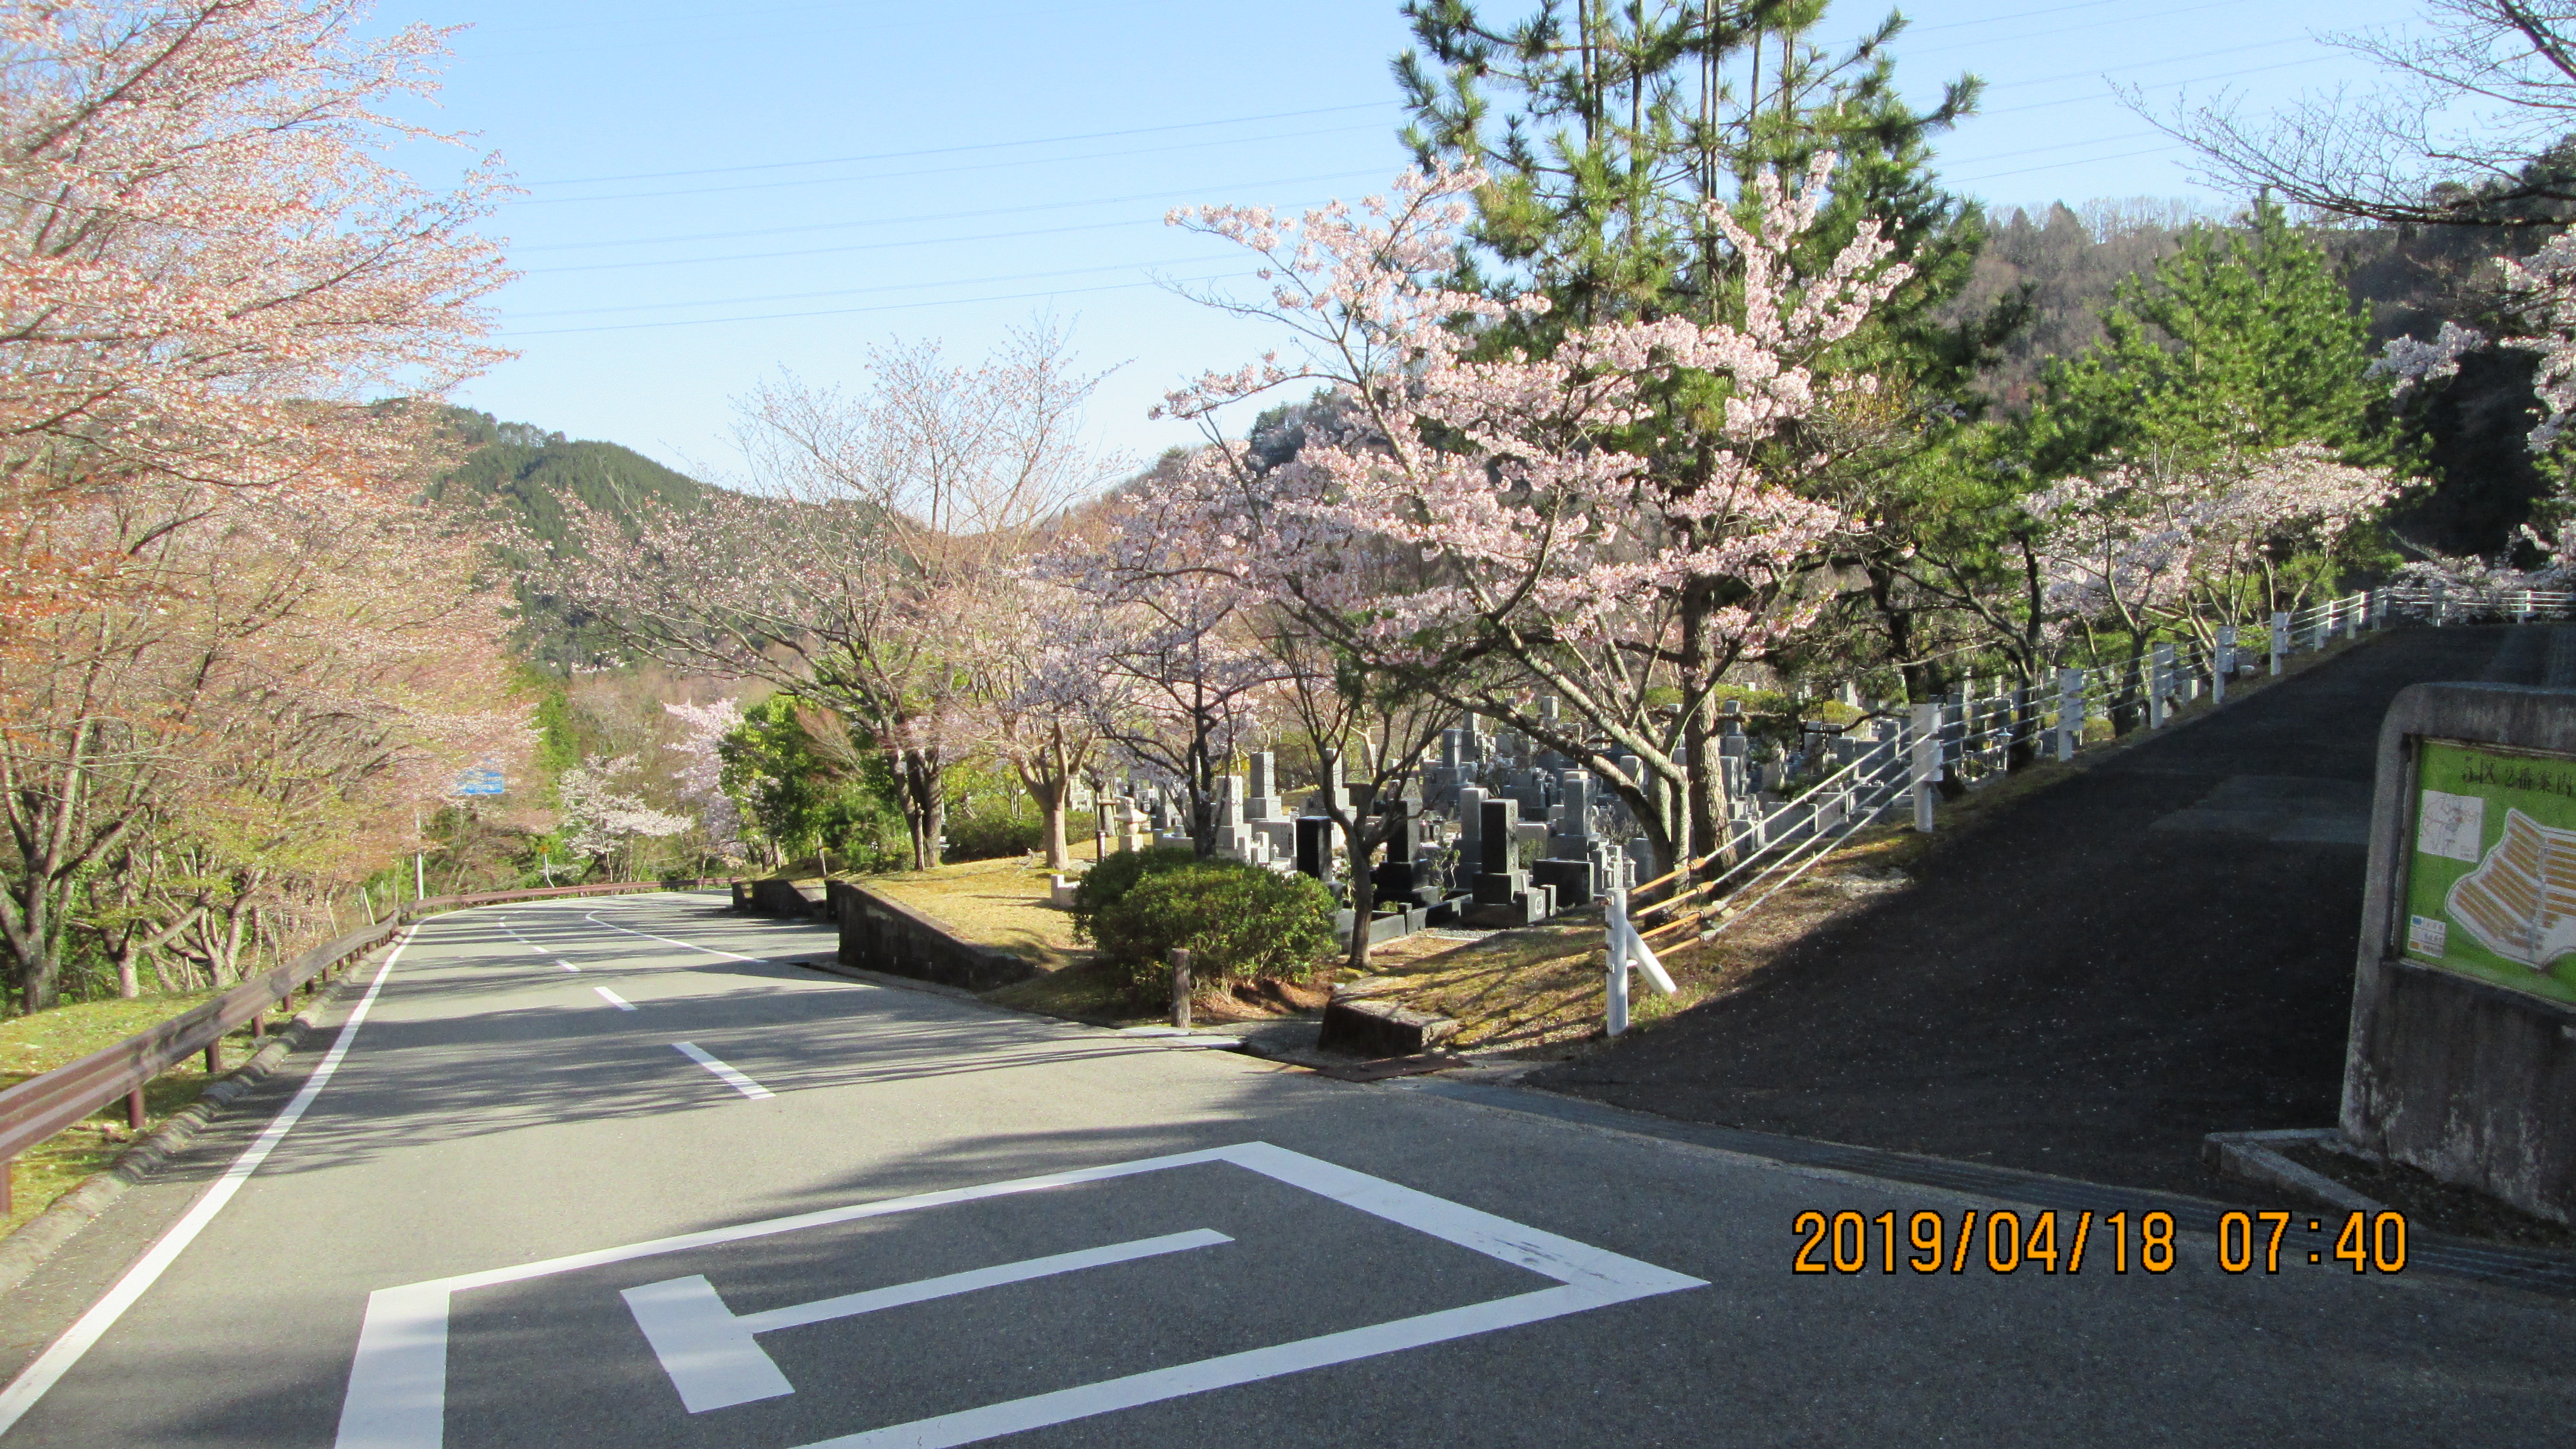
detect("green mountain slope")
[425,408,720,672]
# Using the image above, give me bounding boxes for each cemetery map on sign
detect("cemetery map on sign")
[2404,741,2576,1006]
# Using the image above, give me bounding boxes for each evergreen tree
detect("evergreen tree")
[2027,198,2386,475]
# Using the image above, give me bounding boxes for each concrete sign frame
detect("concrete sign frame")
[333,1141,1704,1448]
[2346,682,2576,1224]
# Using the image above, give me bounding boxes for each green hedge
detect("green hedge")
[1067,846,1199,941]
[1092,861,1335,994]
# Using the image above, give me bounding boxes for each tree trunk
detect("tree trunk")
[1679,576,1722,873]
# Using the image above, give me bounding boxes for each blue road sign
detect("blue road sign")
[454,769,506,797]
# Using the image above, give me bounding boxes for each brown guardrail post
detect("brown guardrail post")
[1,1159,11,1215]
[205,1042,220,1074]
[126,1088,145,1130]
[1169,949,1193,1030]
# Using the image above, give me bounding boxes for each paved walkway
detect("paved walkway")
[1531,625,2564,1197]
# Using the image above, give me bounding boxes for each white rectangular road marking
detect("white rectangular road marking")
[593,987,637,1012]
[556,960,580,972]
[622,1230,1233,1413]
[333,1142,1703,1449]
[671,1041,773,1100]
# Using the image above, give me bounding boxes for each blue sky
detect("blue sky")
[386,0,2426,480]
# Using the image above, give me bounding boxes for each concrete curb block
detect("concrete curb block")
[0,958,366,1299]
[2202,1128,2389,1214]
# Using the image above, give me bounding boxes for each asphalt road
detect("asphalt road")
[0,890,2568,1447]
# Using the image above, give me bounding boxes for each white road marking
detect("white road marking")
[556,960,580,973]
[0,927,419,1438]
[623,1230,1233,1413]
[580,910,769,964]
[671,1041,773,1100]
[594,987,637,1012]
[333,1142,1704,1449]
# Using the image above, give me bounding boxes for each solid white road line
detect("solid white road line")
[671,1041,774,1100]
[0,926,418,1437]
[622,1230,1234,1413]
[594,987,638,1012]
[581,910,769,964]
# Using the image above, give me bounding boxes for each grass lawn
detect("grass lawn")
[2,989,302,1241]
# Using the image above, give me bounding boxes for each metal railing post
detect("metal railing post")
[1911,702,1939,832]
[2149,642,2175,727]
[2214,626,2235,705]
[1605,891,1631,1038]
[2056,667,2083,761]
[2269,611,2289,674]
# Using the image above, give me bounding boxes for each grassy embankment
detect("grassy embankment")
[2,991,301,1239]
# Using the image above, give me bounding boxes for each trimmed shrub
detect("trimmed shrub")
[945,813,1043,861]
[1067,846,1198,941]
[1092,861,1335,994]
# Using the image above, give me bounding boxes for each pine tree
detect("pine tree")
[2028,198,2386,475]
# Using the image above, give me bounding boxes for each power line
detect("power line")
[1902,0,2265,62]
[499,268,1247,338]
[506,167,1395,253]
[509,255,1245,320]
[506,122,1398,207]
[524,101,1398,187]
[1974,54,2334,118]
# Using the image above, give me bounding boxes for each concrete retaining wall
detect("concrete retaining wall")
[828,879,1038,992]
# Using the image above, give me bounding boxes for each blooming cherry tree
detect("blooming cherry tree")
[1145,156,1911,872]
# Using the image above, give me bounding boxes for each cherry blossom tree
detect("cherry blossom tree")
[548,322,1122,870]
[0,0,506,614]
[1039,467,1277,859]
[2034,443,2399,705]
[664,698,746,861]
[3,477,525,1007]
[556,755,690,878]
[1149,157,1910,874]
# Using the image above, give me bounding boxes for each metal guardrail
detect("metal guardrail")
[1620,585,2574,961]
[0,878,719,1214]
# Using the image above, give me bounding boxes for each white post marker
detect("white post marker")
[2149,642,2175,728]
[1910,702,1939,833]
[672,1041,774,1101]
[2055,667,2083,762]
[1602,889,1676,1038]
[2213,626,2235,705]
[2269,610,2289,674]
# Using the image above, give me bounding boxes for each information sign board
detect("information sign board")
[453,768,505,797]
[2400,739,2576,1006]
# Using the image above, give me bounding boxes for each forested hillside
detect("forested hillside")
[423,408,721,671]
[1952,201,2556,557]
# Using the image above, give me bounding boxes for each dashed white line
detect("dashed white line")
[671,1041,774,1100]
[594,986,637,1012]
[557,960,580,972]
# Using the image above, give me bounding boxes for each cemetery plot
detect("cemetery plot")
[337,1143,1701,1449]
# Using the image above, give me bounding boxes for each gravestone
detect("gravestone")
[1293,816,1338,882]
